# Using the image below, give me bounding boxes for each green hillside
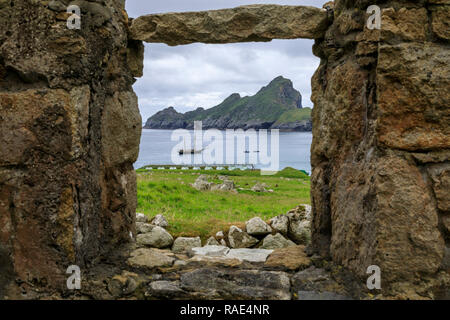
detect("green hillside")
[144,76,312,131]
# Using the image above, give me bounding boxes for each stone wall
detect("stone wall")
[0,0,448,300]
[0,0,142,298]
[310,0,449,298]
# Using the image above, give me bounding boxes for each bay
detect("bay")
[135,129,312,174]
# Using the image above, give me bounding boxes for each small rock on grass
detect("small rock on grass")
[251,183,267,192]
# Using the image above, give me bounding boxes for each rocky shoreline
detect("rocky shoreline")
[143,120,313,132]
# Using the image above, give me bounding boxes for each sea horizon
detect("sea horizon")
[135,128,312,174]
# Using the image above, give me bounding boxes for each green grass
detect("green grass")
[275,107,312,124]
[136,167,310,240]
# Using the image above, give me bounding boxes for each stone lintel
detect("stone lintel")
[130,5,329,45]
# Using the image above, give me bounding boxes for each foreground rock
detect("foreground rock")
[108,272,140,298]
[180,268,291,300]
[191,245,230,257]
[130,5,329,45]
[192,175,237,192]
[291,266,351,300]
[287,206,311,245]
[186,256,244,269]
[264,246,311,271]
[261,233,296,250]
[137,226,174,248]
[288,219,311,245]
[246,217,272,236]
[226,249,273,263]
[147,281,185,299]
[270,214,289,235]
[228,226,259,248]
[172,237,202,253]
[296,291,352,300]
[127,249,175,270]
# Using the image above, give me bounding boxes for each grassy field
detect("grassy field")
[136,167,311,240]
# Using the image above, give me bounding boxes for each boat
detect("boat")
[178,139,203,155]
[179,149,202,155]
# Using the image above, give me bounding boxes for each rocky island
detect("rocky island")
[144,76,312,131]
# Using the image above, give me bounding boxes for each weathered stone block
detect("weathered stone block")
[101,91,142,167]
[377,42,450,151]
[428,164,450,212]
[381,8,428,41]
[431,5,450,40]
[371,155,445,281]
[0,87,90,165]
[130,5,329,45]
[180,268,291,300]
[311,1,449,299]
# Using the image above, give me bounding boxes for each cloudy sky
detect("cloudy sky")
[125,0,324,122]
